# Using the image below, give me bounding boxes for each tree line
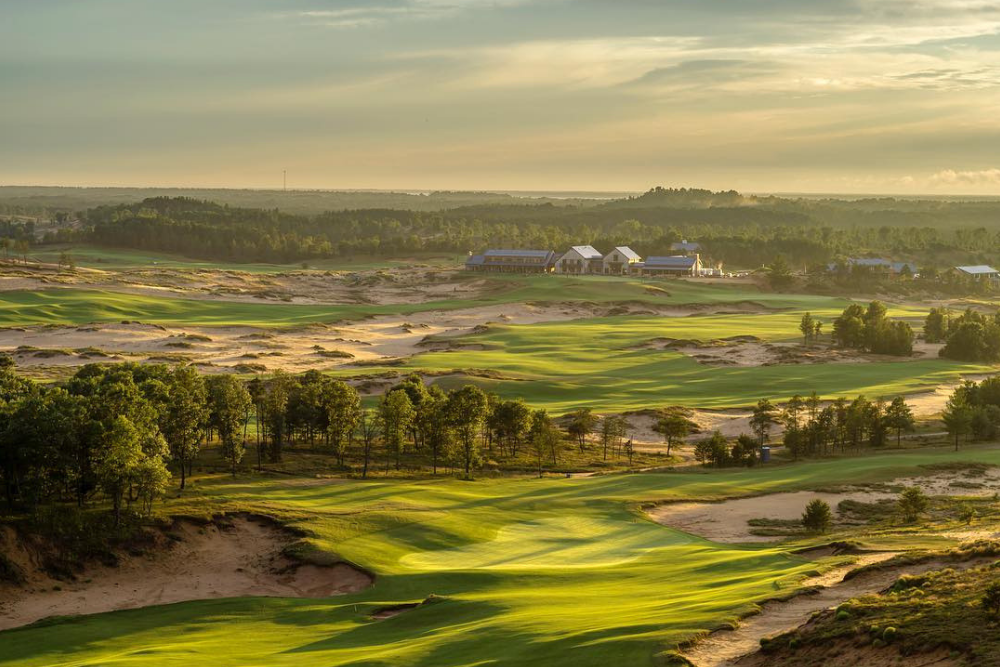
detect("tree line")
[15,189,1000,271]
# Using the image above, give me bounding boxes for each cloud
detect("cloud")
[930,168,1000,186]
[289,0,558,28]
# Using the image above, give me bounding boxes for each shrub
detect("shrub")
[802,498,833,533]
[898,487,929,523]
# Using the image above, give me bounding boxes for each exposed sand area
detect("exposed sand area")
[0,515,372,630]
[0,265,488,306]
[648,468,1000,543]
[669,339,945,368]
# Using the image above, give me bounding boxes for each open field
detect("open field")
[4,447,1000,667]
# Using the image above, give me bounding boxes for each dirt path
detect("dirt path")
[683,554,976,667]
[0,515,372,630]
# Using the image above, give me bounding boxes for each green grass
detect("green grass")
[0,277,844,328]
[351,310,990,410]
[1,282,988,410]
[4,446,1000,667]
[27,244,462,273]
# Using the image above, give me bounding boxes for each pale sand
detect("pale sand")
[0,515,372,630]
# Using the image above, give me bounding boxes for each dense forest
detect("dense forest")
[9,187,1000,268]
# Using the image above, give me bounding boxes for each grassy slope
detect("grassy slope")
[4,447,1000,667]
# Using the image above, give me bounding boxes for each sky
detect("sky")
[3,0,1000,194]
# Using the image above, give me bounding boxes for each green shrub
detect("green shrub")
[802,499,832,533]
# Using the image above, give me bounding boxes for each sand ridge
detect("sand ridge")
[0,514,372,631]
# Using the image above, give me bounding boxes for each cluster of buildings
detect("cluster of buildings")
[465,241,709,277]
[832,258,1000,284]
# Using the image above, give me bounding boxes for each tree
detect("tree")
[971,405,1000,441]
[528,409,562,477]
[898,487,928,523]
[750,399,779,445]
[599,415,627,461]
[247,376,266,471]
[492,398,531,459]
[14,239,29,265]
[693,431,728,467]
[162,366,208,489]
[566,408,598,451]
[357,408,380,479]
[206,375,252,476]
[924,307,949,343]
[380,389,414,471]
[766,255,794,289]
[263,371,293,462]
[943,392,974,451]
[799,313,816,344]
[447,386,488,478]
[93,415,168,525]
[801,499,832,533]
[58,251,76,271]
[422,387,453,474]
[323,381,361,465]
[884,396,914,448]
[730,434,759,467]
[653,411,694,456]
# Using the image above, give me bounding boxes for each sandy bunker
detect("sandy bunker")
[0,514,372,631]
[648,468,1000,543]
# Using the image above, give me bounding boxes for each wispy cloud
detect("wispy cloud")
[930,168,1000,186]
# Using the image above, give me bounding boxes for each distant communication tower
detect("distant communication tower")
[283,170,287,192]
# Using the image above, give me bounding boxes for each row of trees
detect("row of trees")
[746,393,915,460]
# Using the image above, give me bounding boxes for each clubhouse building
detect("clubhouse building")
[465,245,702,277]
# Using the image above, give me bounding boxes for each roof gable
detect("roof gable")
[569,245,603,260]
[611,246,641,261]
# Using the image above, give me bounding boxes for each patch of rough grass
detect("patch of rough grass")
[755,543,1000,666]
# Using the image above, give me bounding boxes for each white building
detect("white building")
[555,245,603,274]
[601,246,642,275]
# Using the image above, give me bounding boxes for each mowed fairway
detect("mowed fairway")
[5,447,1000,667]
[0,282,992,410]
[381,309,991,410]
[0,277,845,327]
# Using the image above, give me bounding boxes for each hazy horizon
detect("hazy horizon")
[4,1,1000,195]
